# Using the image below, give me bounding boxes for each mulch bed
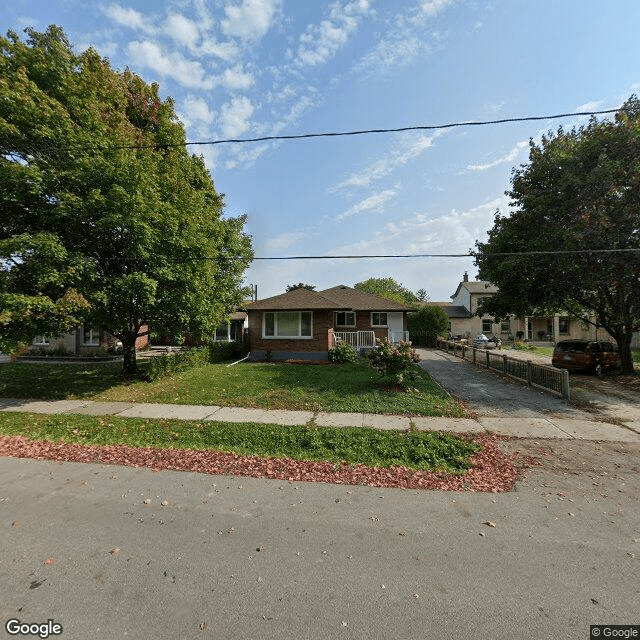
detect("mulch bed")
[0,433,540,492]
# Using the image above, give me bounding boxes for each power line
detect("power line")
[252,248,640,259]
[63,107,626,152]
[84,248,640,261]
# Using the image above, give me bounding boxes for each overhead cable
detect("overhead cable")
[61,107,627,151]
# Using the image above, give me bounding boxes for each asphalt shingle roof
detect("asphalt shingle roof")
[246,285,415,311]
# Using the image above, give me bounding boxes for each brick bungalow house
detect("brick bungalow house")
[246,285,414,361]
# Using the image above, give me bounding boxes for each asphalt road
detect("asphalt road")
[1,454,638,640]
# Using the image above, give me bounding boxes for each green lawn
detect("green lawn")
[0,412,478,474]
[0,360,466,417]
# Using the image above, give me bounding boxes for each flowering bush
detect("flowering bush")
[329,341,358,363]
[367,339,421,389]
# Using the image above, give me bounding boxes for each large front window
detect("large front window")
[263,311,312,338]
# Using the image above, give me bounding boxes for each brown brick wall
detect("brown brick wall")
[248,310,332,353]
[248,309,408,354]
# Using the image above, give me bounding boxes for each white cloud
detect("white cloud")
[222,0,281,41]
[219,96,255,137]
[223,142,271,169]
[180,96,216,127]
[271,90,319,133]
[576,99,604,112]
[217,65,255,90]
[354,0,454,74]
[332,189,397,222]
[294,0,372,68]
[333,132,444,190]
[412,0,456,23]
[264,232,309,252]
[354,34,428,75]
[164,13,201,50]
[200,38,240,61]
[102,4,154,32]
[465,141,528,172]
[127,40,214,89]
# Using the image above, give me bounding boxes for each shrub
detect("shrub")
[407,305,450,347]
[367,339,421,389]
[329,341,358,363]
[512,341,536,352]
[209,341,245,363]
[145,346,211,381]
[145,341,247,381]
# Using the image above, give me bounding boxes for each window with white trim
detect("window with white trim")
[500,320,510,333]
[482,319,493,333]
[559,318,570,334]
[263,311,312,338]
[371,312,388,327]
[334,311,355,327]
[83,324,100,346]
[214,325,231,341]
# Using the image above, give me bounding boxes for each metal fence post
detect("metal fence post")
[485,350,489,369]
[562,369,571,401]
[526,361,532,386]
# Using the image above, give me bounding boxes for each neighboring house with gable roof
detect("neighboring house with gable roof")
[432,272,623,344]
[246,285,414,361]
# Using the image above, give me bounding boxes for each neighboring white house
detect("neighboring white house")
[430,272,618,343]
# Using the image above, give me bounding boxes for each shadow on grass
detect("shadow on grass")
[0,361,148,400]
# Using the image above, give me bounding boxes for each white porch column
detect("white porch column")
[553,314,560,343]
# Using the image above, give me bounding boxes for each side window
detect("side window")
[371,312,388,327]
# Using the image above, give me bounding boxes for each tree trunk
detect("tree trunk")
[617,332,635,375]
[121,332,138,376]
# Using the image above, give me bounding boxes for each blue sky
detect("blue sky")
[3,0,639,301]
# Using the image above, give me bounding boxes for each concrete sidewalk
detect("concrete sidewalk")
[1,397,639,442]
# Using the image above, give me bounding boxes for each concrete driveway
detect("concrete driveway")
[417,348,600,420]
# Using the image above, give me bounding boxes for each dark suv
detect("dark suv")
[552,340,620,375]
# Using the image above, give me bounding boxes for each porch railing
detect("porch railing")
[389,331,410,344]
[331,330,376,348]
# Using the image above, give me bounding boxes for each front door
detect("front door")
[387,312,404,342]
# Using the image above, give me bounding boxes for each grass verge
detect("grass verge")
[0,360,466,417]
[0,412,479,474]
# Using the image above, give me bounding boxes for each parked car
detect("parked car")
[552,340,621,375]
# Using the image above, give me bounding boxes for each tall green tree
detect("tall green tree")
[475,97,640,373]
[0,26,253,372]
[354,277,419,306]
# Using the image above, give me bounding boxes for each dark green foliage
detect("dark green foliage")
[145,342,247,381]
[368,339,422,389]
[328,341,358,363]
[475,97,640,373]
[408,305,450,346]
[354,277,419,306]
[0,26,253,371]
[286,283,316,291]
